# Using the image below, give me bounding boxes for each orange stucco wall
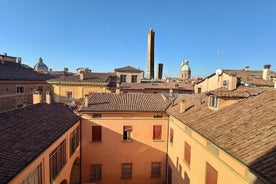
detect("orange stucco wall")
[0,81,51,111]
[81,112,168,184]
[167,116,262,184]
[9,121,81,184]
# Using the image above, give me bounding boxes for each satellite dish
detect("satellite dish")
[215,69,222,76]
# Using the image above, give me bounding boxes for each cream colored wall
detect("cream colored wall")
[168,116,263,184]
[116,71,143,83]
[9,121,81,184]
[81,112,168,184]
[52,84,110,103]
[195,73,234,93]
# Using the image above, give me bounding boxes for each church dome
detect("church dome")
[34,57,48,72]
[180,59,191,71]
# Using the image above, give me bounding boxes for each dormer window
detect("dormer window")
[223,80,229,87]
[209,95,218,108]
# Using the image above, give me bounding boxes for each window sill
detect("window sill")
[122,139,133,142]
[90,140,102,143]
[153,139,164,142]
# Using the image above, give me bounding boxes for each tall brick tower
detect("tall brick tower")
[147,28,155,80]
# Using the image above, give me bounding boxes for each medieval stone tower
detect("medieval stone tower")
[147,28,155,79]
[179,59,191,80]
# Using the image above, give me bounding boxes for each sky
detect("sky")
[1,0,276,78]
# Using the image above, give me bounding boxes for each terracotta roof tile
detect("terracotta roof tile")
[167,87,276,183]
[79,93,172,112]
[224,70,276,87]
[0,61,54,81]
[120,82,194,91]
[48,72,115,83]
[0,103,79,184]
[115,66,143,73]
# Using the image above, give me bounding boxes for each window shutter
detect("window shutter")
[185,142,191,165]
[206,162,218,184]
[153,125,162,140]
[92,126,102,141]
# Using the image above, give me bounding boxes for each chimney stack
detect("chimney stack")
[263,64,271,81]
[84,95,89,108]
[228,73,237,90]
[46,91,51,104]
[169,88,174,97]
[17,57,22,64]
[80,72,84,81]
[244,66,249,71]
[33,90,42,104]
[180,101,185,113]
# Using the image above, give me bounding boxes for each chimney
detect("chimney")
[228,73,237,90]
[84,95,89,108]
[17,57,22,64]
[0,56,4,64]
[244,66,249,71]
[46,91,51,104]
[80,72,84,81]
[263,64,271,81]
[33,90,42,104]
[180,101,185,113]
[169,88,174,97]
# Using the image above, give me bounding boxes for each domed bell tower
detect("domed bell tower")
[179,59,191,80]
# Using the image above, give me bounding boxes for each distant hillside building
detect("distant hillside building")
[179,59,191,80]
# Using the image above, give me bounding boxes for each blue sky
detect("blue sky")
[1,0,275,78]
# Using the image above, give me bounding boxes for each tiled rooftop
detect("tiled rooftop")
[224,70,276,87]
[47,72,115,83]
[119,81,194,91]
[167,87,276,183]
[0,103,79,184]
[79,93,172,112]
[115,66,143,73]
[0,60,54,81]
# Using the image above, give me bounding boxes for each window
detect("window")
[92,114,102,118]
[184,142,191,166]
[154,113,162,118]
[120,75,126,82]
[123,126,132,140]
[17,86,24,93]
[37,86,43,92]
[91,164,102,180]
[223,80,229,87]
[131,75,137,83]
[170,128,174,143]
[197,87,202,93]
[20,163,42,184]
[49,140,67,182]
[206,162,218,184]
[153,125,162,140]
[209,95,218,108]
[92,126,102,141]
[66,91,73,99]
[70,126,80,156]
[151,162,161,178]
[122,163,132,179]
